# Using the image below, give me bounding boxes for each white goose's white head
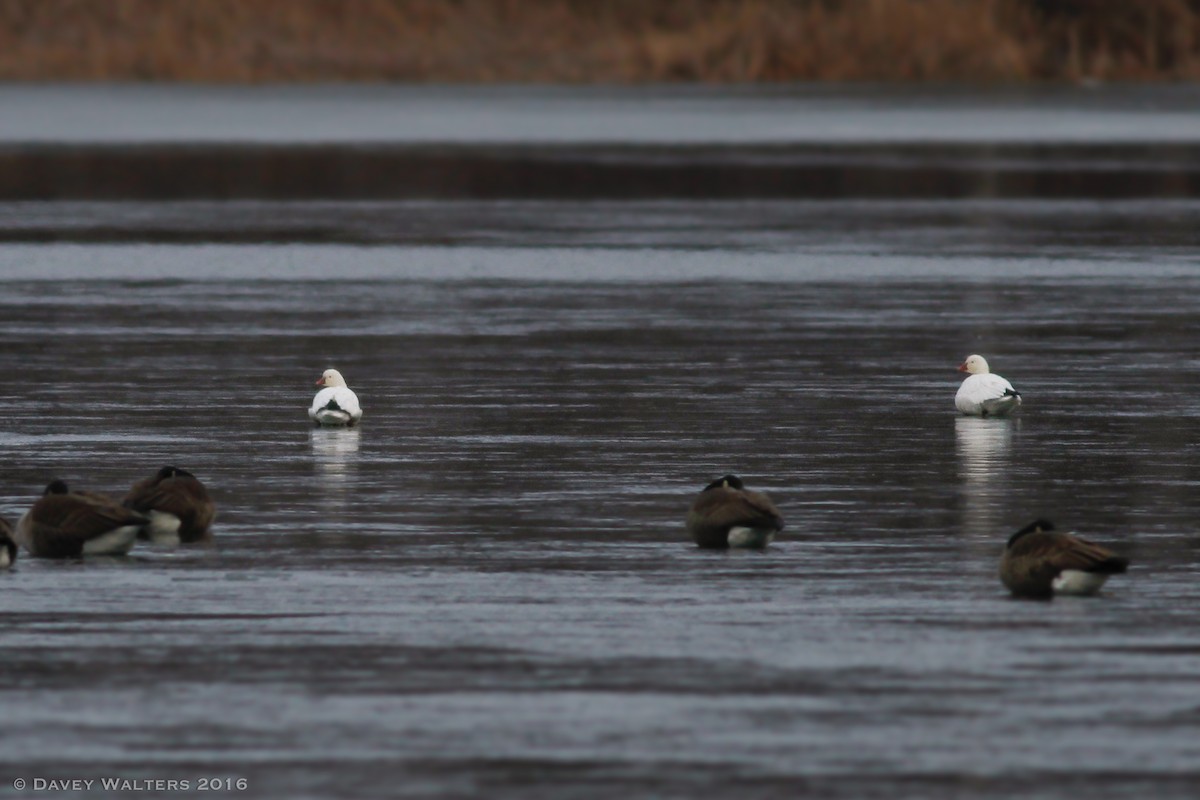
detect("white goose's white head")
[316,369,348,388]
[958,354,990,375]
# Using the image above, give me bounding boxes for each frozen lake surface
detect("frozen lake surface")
[1,87,1199,799]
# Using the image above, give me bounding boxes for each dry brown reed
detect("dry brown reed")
[1,0,1199,82]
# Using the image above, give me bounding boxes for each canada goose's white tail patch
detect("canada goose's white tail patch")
[142,510,183,545]
[314,409,353,426]
[14,511,33,553]
[1052,570,1109,596]
[0,548,11,569]
[82,525,139,556]
[727,526,775,549]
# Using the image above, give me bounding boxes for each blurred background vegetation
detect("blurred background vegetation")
[2,0,1200,82]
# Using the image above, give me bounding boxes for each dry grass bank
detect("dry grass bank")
[2,0,1200,83]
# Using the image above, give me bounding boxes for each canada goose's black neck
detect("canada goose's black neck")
[702,474,744,492]
[156,466,195,480]
[44,479,70,496]
[1007,518,1055,549]
[0,531,14,568]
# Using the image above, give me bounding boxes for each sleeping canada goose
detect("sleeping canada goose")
[15,480,148,558]
[686,474,785,549]
[999,519,1129,599]
[309,368,363,426]
[123,466,216,544]
[956,354,1022,417]
[0,516,16,569]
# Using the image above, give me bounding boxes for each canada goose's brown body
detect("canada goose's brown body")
[123,466,216,544]
[15,480,148,558]
[687,475,785,549]
[0,516,16,569]
[1000,519,1129,599]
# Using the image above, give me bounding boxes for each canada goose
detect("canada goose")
[687,474,784,549]
[309,369,363,427]
[15,480,148,558]
[123,466,216,544]
[999,519,1129,599]
[956,355,1021,417]
[0,517,16,569]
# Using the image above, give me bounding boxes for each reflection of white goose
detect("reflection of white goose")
[309,429,355,515]
[955,416,1013,538]
[310,427,361,494]
[955,416,1012,482]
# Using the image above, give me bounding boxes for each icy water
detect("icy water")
[2,88,1200,800]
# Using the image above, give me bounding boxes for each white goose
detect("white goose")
[309,369,363,427]
[955,355,1021,417]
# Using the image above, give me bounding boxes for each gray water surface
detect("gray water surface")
[7,84,1200,144]
[2,89,1200,800]
[3,231,1199,799]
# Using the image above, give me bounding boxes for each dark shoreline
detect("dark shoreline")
[4,143,1200,202]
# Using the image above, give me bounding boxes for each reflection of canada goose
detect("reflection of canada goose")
[687,475,784,549]
[123,466,216,544]
[956,355,1021,417]
[15,480,148,558]
[1000,519,1129,599]
[1,516,16,569]
[309,369,363,427]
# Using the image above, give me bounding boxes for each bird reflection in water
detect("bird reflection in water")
[954,416,1015,539]
[309,426,361,510]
